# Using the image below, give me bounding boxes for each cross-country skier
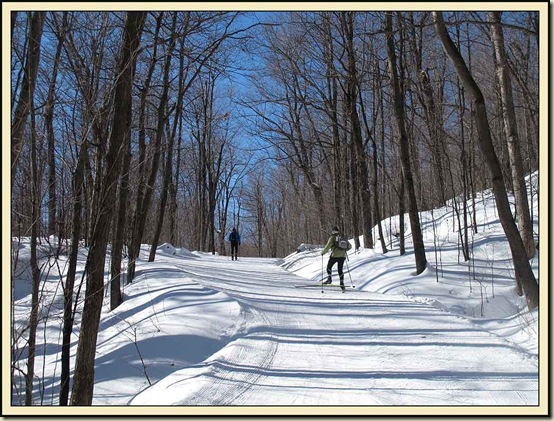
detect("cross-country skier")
[228,228,241,261]
[321,226,348,291]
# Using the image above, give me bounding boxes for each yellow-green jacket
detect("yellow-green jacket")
[321,234,348,258]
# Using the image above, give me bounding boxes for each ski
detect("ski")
[293,283,354,290]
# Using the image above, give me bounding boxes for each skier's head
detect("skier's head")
[232,228,236,232]
[331,226,339,235]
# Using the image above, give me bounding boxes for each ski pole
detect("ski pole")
[321,253,324,294]
[345,251,354,288]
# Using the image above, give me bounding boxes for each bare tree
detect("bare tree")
[127,12,174,276]
[407,12,448,206]
[189,69,232,254]
[59,137,89,405]
[434,11,538,310]
[488,11,535,259]
[321,13,344,228]
[44,12,68,236]
[25,96,41,406]
[126,11,164,282]
[340,12,373,249]
[250,18,329,234]
[11,12,46,181]
[56,11,113,404]
[385,12,427,274]
[70,11,147,405]
[358,46,387,253]
[109,123,132,310]
[148,12,180,261]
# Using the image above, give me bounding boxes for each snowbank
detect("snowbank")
[296,243,321,253]
[157,243,176,255]
[175,247,198,258]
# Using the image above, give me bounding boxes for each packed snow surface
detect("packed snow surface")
[11,173,541,413]
[128,253,538,407]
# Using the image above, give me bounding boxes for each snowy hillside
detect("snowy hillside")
[9,172,542,414]
[282,172,540,354]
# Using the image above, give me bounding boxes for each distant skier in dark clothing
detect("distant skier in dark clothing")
[228,228,241,261]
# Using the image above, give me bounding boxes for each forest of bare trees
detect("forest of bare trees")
[10,9,540,405]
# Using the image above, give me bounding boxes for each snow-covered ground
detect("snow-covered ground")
[8,173,544,415]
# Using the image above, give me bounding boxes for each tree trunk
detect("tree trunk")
[341,12,373,249]
[11,11,46,181]
[408,13,447,206]
[44,13,68,236]
[453,33,470,262]
[129,13,174,271]
[25,100,41,406]
[127,12,164,282]
[488,11,535,259]
[398,169,406,255]
[109,131,131,310]
[372,135,387,253]
[168,120,181,245]
[434,11,538,310]
[149,13,179,261]
[149,127,178,259]
[359,55,386,252]
[385,12,427,274]
[59,140,89,405]
[322,14,343,228]
[349,141,361,250]
[70,11,147,405]
[11,11,18,43]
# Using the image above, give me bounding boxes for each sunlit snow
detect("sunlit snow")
[10,173,541,414]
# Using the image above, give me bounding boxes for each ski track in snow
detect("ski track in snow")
[131,254,538,406]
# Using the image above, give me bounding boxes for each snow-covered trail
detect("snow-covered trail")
[131,255,538,406]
